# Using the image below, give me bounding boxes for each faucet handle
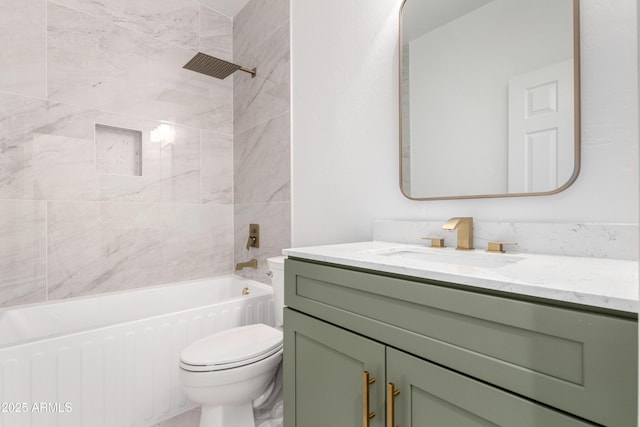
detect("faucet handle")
[486,242,517,253]
[422,237,445,248]
[246,235,256,250]
[245,223,260,250]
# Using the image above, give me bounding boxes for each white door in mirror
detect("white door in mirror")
[508,59,574,193]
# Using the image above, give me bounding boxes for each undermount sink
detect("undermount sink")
[367,246,525,268]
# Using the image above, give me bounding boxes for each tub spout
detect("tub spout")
[235,259,258,270]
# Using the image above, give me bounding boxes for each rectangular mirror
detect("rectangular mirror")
[400,0,580,200]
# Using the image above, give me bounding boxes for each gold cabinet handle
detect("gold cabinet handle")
[362,371,376,426]
[386,382,400,427]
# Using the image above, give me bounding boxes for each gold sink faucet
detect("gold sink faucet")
[442,217,474,250]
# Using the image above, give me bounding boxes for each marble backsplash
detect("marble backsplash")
[373,220,638,261]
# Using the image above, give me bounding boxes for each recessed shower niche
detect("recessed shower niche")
[95,124,143,176]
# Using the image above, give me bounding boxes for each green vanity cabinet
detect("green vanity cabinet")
[285,309,596,427]
[284,258,638,426]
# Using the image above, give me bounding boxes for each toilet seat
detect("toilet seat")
[180,324,283,373]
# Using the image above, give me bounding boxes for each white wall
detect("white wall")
[291,0,638,248]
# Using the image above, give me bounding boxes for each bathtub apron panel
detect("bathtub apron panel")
[0,278,274,427]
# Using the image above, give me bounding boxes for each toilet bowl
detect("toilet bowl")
[179,256,286,427]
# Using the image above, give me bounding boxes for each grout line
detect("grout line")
[199,128,203,204]
[0,89,49,103]
[198,1,202,53]
[45,0,48,100]
[44,201,48,301]
[234,200,291,208]
[0,198,234,208]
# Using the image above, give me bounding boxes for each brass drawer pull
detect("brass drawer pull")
[362,371,376,426]
[386,382,400,427]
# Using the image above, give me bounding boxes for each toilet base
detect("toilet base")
[200,403,255,427]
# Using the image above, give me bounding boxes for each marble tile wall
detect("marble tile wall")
[0,0,236,307]
[233,0,291,282]
[47,1,233,133]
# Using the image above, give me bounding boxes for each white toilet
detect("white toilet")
[179,256,286,427]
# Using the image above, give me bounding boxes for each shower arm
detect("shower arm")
[239,67,257,78]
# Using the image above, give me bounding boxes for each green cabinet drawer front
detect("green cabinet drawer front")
[283,308,386,427]
[285,259,638,426]
[387,348,595,427]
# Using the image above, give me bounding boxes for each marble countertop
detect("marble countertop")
[283,241,639,313]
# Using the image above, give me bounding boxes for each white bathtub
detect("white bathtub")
[0,276,274,427]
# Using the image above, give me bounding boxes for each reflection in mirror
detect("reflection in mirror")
[400,0,580,200]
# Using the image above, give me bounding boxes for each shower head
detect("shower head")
[183,52,256,80]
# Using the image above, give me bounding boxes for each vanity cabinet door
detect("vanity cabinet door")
[386,347,595,427]
[283,308,386,427]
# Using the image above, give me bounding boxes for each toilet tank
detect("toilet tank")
[266,256,286,327]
